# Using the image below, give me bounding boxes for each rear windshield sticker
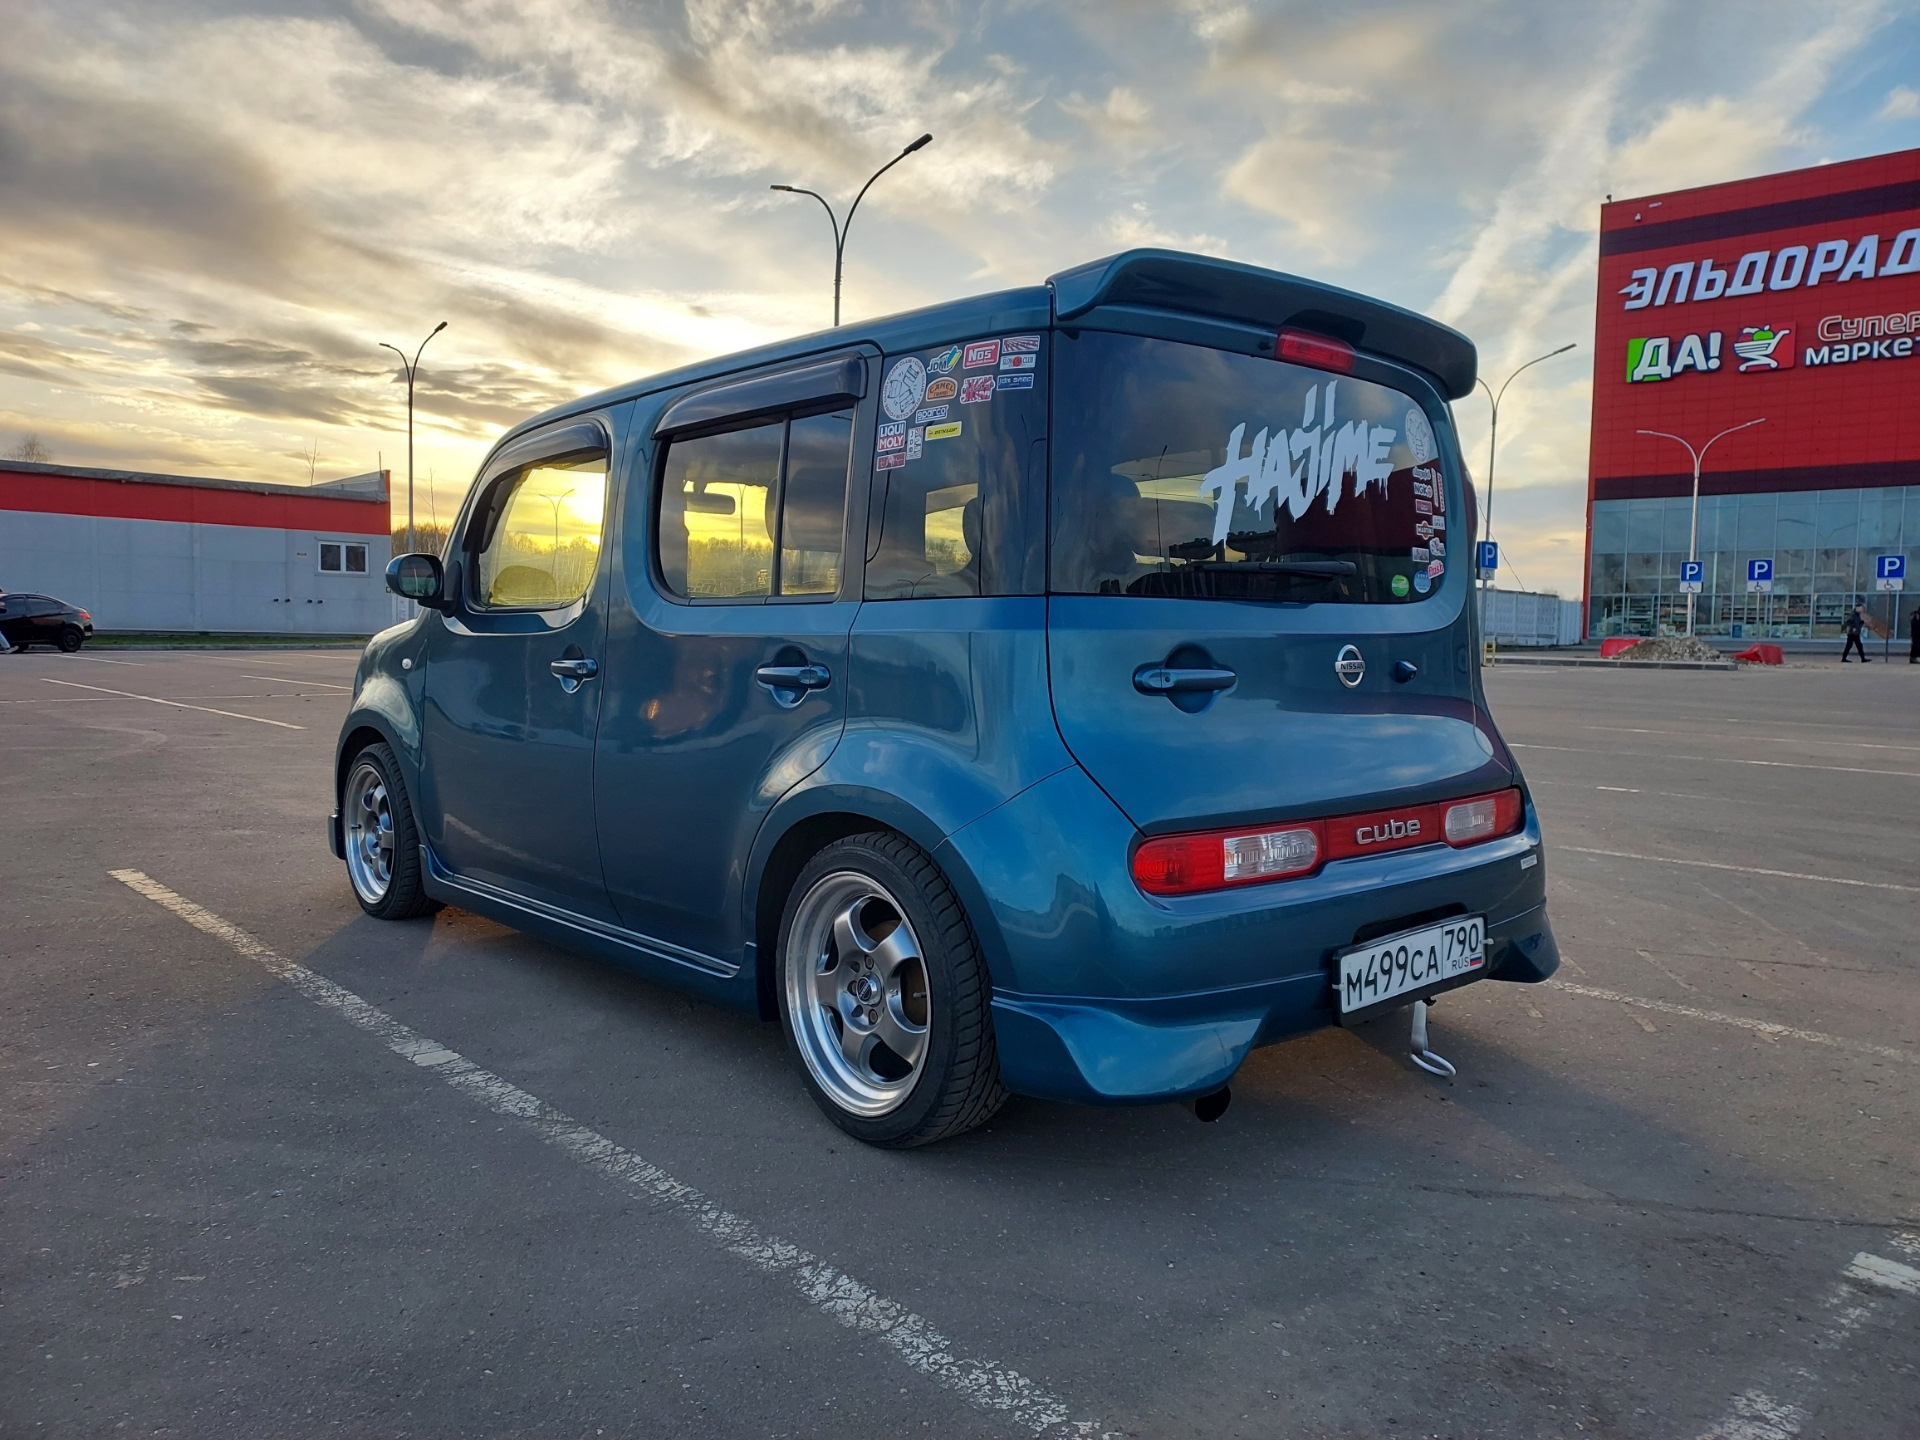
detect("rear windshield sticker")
[999,353,1036,371]
[1430,538,1446,557]
[882,358,927,420]
[1196,380,1396,546]
[1404,407,1437,464]
[962,339,1000,369]
[914,404,949,424]
[995,372,1034,390]
[1413,569,1431,594]
[925,377,958,402]
[1426,559,1445,577]
[906,427,924,461]
[925,421,962,441]
[928,345,963,374]
[1414,498,1432,515]
[875,450,906,471]
[960,376,996,403]
[1412,546,1430,562]
[1392,574,1411,597]
[1412,481,1433,498]
[1432,513,1446,531]
[1003,334,1041,354]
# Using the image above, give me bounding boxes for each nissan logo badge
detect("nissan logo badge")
[1334,644,1365,688]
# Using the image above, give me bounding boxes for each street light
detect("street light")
[542,488,575,600]
[1636,418,1766,637]
[771,134,933,327]
[379,321,448,554]
[1475,343,1576,591]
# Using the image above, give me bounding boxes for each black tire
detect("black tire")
[58,627,84,653]
[777,831,1007,1148]
[340,741,437,920]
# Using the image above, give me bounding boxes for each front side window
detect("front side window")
[1052,331,1453,604]
[471,451,609,608]
[657,410,852,601]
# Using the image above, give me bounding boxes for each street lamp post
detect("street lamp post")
[1636,418,1766,637]
[1475,342,1576,593]
[379,321,448,554]
[771,134,932,327]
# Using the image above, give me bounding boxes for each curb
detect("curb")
[1488,655,1742,672]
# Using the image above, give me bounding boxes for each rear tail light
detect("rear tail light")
[1275,328,1355,374]
[1132,788,1525,897]
[78,610,92,623]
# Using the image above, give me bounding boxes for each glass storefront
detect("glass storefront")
[1588,486,1919,640]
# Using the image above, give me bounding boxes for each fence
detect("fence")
[1479,589,1583,647]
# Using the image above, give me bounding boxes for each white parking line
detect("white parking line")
[242,674,352,690]
[1560,846,1920,894]
[1547,981,1917,1066]
[107,868,1109,1440]
[1696,1239,1920,1438]
[59,653,144,665]
[1581,725,1920,754]
[41,678,305,730]
[1512,742,1920,780]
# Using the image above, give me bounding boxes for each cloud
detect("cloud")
[1882,85,1920,119]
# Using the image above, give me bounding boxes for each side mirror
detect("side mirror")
[386,553,450,611]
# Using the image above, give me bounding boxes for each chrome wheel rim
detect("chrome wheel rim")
[784,871,931,1118]
[343,760,395,905]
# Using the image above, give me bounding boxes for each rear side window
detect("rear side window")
[1052,331,1452,604]
[657,409,852,601]
[864,334,1046,598]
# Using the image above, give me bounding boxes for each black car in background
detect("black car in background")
[0,592,93,652]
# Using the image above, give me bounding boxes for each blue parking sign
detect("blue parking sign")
[1678,560,1703,593]
[1476,540,1498,575]
[1746,557,1773,593]
[1876,554,1906,591]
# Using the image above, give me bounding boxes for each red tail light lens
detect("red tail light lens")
[1132,789,1525,897]
[1275,328,1355,374]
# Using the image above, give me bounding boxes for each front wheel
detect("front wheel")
[778,833,1006,1148]
[341,742,435,920]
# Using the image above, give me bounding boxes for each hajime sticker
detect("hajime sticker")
[882,358,928,420]
[875,451,906,471]
[1412,569,1431,594]
[995,373,1034,389]
[914,405,949,424]
[924,422,962,441]
[928,345,964,374]
[1404,407,1437,464]
[1196,380,1397,545]
[1391,574,1411,598]
[905,428,924,461]
[962,339,1000,369]
[1412,546,1431,562]
[999,352,1036,371]
[960,376,996,403]
[925,377,958,402]
[1003,334,1041,353]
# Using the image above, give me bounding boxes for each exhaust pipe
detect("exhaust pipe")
[1184,1085,1232,1123]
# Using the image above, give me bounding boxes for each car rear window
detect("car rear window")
[1051,331,1453,603]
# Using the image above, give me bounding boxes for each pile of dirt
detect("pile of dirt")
[1609,635,1728,663]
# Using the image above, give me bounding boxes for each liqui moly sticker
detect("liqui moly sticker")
[995,372,1034,389]
[1003,334,1041,353]
[913,405,949,424]
[962,339,1000,369]
[928,345,964,374]
[876,420,906,453]
[999,352,1036,371]
[925,377,958,402]
[875,451,905,471]
[906,428,924,461]
[960,376,996,403]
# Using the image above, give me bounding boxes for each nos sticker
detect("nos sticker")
[960,376,996,403]
[962,339,1000,369]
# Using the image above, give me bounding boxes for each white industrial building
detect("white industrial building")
[0,460,397,635]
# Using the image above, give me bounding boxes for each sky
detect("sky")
[3,0,1917,596]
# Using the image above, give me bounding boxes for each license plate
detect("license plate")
[1335,915,1485,1017]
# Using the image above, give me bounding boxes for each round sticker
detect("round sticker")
[882,358,928,421]
[1404,407,1437,464]
[1391,573,1410,598]
[1412,569,1431,594]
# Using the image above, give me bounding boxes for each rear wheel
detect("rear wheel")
[342,742,435,919]
[778,832,1006,1148]
[58,626,84,652]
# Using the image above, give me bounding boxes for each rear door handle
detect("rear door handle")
[550,656,599,693]
[1133,665,1237,696]
[755,663,831,693]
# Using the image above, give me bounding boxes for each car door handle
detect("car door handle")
[754,663,832,692]
[1132,665,1237,696]
[550,657,599,693]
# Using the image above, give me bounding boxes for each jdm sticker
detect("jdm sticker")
[925,377,957,402]
[881,358,927,421]
[924,421,962,441]
[1003,334,1040,354]
[995,372,1034,390]
[927,344,964,374]
[960,376,996,403]
[962,339,1000,369]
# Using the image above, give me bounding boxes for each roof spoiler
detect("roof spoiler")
[1048,249,1478,401]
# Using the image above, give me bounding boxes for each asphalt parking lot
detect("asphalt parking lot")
[2,646,1915,1439]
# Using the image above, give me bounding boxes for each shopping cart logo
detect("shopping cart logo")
[1732,324,1793,373]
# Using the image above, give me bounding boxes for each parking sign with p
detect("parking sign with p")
[1876,554,1906,592]
[1678,560,1703,593]
[1746,557,1774,593]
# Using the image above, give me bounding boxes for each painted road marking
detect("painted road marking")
[1548,982,1917,1067]
[1580,725,1920,754]
[41,678,305,730]
[1696,1236,1919,1439]
[56,653,144,665]
[1561,846,1920,894]
[243,674,352,689]
[107,868,1109,1440]
[1512,742,1920,780]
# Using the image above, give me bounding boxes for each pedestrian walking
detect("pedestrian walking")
[1909,603,1920,664]
[1841,604,1870,662]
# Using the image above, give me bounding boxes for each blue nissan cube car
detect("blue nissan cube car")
[331,250,1558,1147]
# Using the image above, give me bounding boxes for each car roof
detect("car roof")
[497,249,1477,453]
